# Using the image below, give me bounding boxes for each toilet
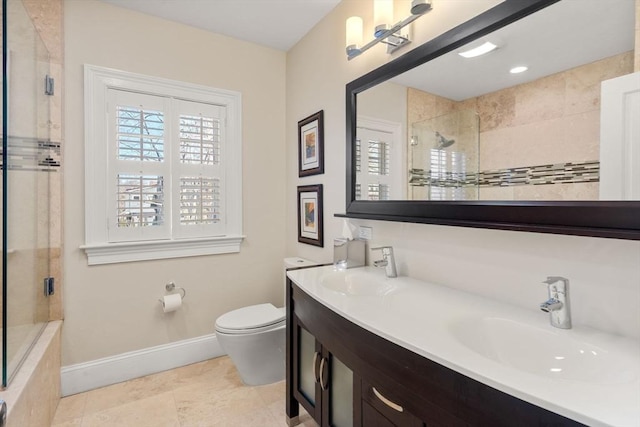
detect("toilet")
[215,257,318,385]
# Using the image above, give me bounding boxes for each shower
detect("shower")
[435,131,455,149]
[410,131,455,149]
[408,109,479,201]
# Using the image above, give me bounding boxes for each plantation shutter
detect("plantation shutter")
[107,90,172,242]
[172,99,226,238]
[355,127,392,201]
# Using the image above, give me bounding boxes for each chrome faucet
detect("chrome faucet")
[540,276,571,329]
[372,246,397,278]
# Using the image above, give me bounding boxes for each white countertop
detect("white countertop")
[287,265,640,427]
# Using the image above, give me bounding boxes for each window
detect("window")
[83,65,242,264]
[355,118,404,201]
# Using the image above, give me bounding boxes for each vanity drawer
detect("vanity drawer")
[361,380,424,427]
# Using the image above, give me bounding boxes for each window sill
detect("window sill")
[81,235,244,265]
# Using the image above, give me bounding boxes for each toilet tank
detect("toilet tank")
[283,257,319,307]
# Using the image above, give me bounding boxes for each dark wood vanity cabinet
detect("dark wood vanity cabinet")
[286,278,584,427]
[290,314,354,427]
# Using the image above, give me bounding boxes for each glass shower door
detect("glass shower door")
[409,109,480,201]
[1,0,52,386]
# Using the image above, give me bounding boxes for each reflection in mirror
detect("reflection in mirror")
[409,109,479,201]
[354,0,638,202]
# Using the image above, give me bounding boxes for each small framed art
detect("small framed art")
[297,184,323,247]
[298,110,324,177]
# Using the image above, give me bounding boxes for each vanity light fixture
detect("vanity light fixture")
[510,65,529,74]
[346,0,433,60]
[458,41,498,58]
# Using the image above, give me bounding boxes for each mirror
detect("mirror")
[344,0,640,239]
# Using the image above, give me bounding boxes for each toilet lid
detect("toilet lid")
[215,303,285,331]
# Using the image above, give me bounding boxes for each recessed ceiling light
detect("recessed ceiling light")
[458,41,498,58]
[510,66,528,74]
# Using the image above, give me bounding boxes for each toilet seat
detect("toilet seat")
[215,303,285,335]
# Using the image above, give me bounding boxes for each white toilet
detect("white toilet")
[215,257,318,385]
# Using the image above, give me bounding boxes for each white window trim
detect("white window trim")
[83,65,243,265]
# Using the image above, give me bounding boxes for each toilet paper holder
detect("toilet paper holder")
[164,281,186,300]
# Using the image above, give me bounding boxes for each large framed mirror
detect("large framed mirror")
[344,0,640,240]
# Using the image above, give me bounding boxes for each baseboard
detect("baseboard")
[61,334,224,396]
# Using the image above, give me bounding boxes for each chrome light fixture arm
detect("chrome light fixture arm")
[348,13,420,60]
[347,0,433,60]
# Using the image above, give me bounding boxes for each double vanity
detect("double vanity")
[285,266,639,427]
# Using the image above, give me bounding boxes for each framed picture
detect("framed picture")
[297,184,323,247]
[298,110,324,177]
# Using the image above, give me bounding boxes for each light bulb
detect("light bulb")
[373,0,393,37]
[346,16,363,57]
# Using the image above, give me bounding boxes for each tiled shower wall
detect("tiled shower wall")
[408,51,634,200]
[20,0,63,321]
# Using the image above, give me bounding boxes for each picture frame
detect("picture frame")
[298,110,324,177]
[297,184,324,247]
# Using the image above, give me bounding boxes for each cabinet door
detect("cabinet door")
[293,318,355,427]
[322,349,354,427]
[293,317,322,422]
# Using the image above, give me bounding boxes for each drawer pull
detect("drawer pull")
[372,387,404,413]
[312,352,321,382]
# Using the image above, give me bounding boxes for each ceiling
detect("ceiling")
[97,0,342,51]
[393,0,636,101]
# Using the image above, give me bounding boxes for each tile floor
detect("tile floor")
[52,356,316,427]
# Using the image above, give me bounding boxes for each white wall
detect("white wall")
[286,1,640,339]
[63,0,287,365]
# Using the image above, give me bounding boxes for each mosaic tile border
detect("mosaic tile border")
[478,161,599,187]
[409,160,600,188]
[1,136,61,171]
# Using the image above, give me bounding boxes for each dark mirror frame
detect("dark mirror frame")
[342,0,640,240]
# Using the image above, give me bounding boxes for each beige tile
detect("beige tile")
[174,382,265,426]
[514,73,566,127]
[53,357,303,427]
[565,52,634,116]
[267,400,317,427]
[513,182,599,201]
[478,186,515,201]
[255,380,286,406]
[52,393,87,424]
[477,87,516,133]
[83,368,178,415]
[82,391,180,427]
[51,418,83,427]
[408,88,437,124]
[479,126,517,171]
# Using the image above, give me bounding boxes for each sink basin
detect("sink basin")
[320,269,402,296]
[451,317,638,384]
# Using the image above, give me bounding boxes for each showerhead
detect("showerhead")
[435,131,455,149]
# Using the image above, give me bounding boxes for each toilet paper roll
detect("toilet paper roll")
[161,293,182,313]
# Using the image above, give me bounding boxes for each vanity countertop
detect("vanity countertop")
[287,265,640,427]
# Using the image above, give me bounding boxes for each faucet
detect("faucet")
[540,276,571,329]
[372,246,397,278]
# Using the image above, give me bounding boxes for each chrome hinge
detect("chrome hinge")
[44,277,55,297]
[45,75,55,96]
